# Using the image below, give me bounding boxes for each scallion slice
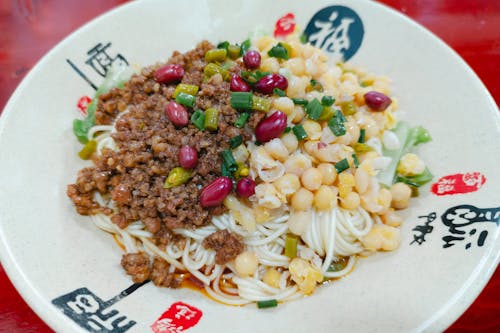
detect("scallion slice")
[257,299,278,309]
[335,158,350,174]
[321,95,335,106]
[227,45,241,60]
[240,39,251,55]
[231,92,253,110]
[175,92,196,108]
[267,42,289,60]
[235,112,250,128]
[305,98,323,120]
[358,128,366,143]
[191,110,205,130]
[230,135,243,149]
[352,154,360,168]
[217,41,229,50]
[292,124,308,141]
[318,106,334,121]
[292,98,308,106]
[328,110,347,136]
[284,126,292,133]
[221,149,238,173]
[273,88,286,97]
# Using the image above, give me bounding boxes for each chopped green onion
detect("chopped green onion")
[221,162,231,177]
[173,84,199,98]
[335,158,350,174]
[227,45,241,59]
[240,71,259,85]
[240,39,251,55]
[176,92,196,108]
[321,95,335,106]
[305,98,323,120]
[252,95,271,112]
[257,299,278,309]
[78,140,97,160]
[235,112,250,128]
[191,110,205,130]
[396,167,434,187]
[353,142,373,154]
[358,128,366,143]
[292,98,308,106]
[164,167,192,188]
[352,154,360,168]
[284,126,292,133]
[217,41,229,50]
[205,49,227,63]
[299,33,308,44]
[204,63,229,80]
[328,110,347,136]
[230,135,243,149]
[267,42,289,60]
[204,108,219,131]
[231,92,253,110]
[306,79,323,92]
[318,106,335,121]
[221,149,238,174]
[292,124,308,141]
[273,88,286,97]
[285,234,298,258]
[340,100,358,116]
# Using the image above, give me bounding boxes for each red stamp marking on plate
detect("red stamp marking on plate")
[431,172,486,196]
[274,13,296,38]
[77,96,92,115]
[151,302,203,333]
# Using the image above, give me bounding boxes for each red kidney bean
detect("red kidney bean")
[230,75,251,92]
[363,91,392,111]
[243,50,261,69]
[255,111,287,142]
[200,176,233,207]
[154,64,184,84]
[236,177,256,197]
[255,74,288,94]
[165,101,189,126]
[178,146,198,169]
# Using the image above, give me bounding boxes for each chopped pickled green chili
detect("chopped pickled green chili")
[230,135,243,149]
[340,100,358,116]
[231,92,253,110]
[353,142,373,154]
[358,128,366,143]
[318,106,335,121]
[221,149,238,174]
[173,84,199,98]
[285,234,298,258]
[204,63,229,80]
[191,110,205,130]
[267,42,289,60]
[175,92,196,108]
[328,110,346,136]
[292,98,308,106]
[335,158,350,174]
[227,45,241,59]
[78,140,97,160]
[252,95,271,112]
[205,48,227,63]
[235,112,250,128]
[164,167,192,188]
[292,124,308,141]
[240,39,251,55]
[273,88,286,97]
[305,98,323,120]
[321,95,335,106]
[204,108,219,131]
[257,299,278,309]
[352,153,360,168]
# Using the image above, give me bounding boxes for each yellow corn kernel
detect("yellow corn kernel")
[281,132,299,153]
[263,268,281,288]
[382,208,403,227]
[256,36,276,52]
[290,105,306,123]
[260,57,280,73]
[302,120,322,140]
[273,173,301,198]
[284,154,312,176]
[338,173,355,198]
[361,224,400,251]
[286,75,309,98]
[289,258,323,295]
[284,58,306,76]
[272,96,295,116]
[397,153,425,176]
[264,138,289,162]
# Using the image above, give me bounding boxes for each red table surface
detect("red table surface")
[0,1,498,332]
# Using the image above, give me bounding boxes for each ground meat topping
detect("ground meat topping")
[121,253,151,283]
[151,258,180,288]
[202,229,244,265]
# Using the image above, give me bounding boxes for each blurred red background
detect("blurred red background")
[0,0,498,332]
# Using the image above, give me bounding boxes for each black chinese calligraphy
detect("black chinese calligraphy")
[410,212,437,245]
[441,204,500,249]
[52,281,148,333]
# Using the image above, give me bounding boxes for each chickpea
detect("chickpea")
[314,185,337,210]
[263,268,281,288]
[301,168,323,191]
[288,210,312,235]
[382,209,403,227]
[234,251,259,277]
[317,163,337,185]
[390,182,411,209]
[340,191,360,210]
[291,188,314,211]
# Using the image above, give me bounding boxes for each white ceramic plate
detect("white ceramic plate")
[1,0,499,332]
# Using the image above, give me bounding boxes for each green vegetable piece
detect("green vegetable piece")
[284,126,292,133]
[191,110,205,130]
[321,95,335,106]
[173,84,199,98]
[292,124,308,141]
[217,41,229,50]
[299,33,308,44]
[235,112,250,128]
[353,142,373,154]
[285,234,298,258]
[257,299,278,309]
[231,92,253,110]
[267,42,289,60]
[240,39,251,55]
[203,63,229,80]
[327,257,349,272]
[305,98,323,120]
[396,167,434,187]
[164,167,192,188]
[358,128,366,143]
[328,110,347,136]
[227,45,241,60]
[78,140,97,160]
[252,95,271,112]
[205,48,227,63]
[273,88,286,97]
[221,149,238,174]
[292,98,308,106]
[318,106,335,121]
[306,79,323,92]
[204,108,219,131]
[230,135,243,149]
[175,92,196,108]
[335,158,350,174]
[352,154,360,168]
[340,101,358,116]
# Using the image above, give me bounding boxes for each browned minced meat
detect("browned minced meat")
[121,253,151,283]
[150,257,181,288]
[202,229,244,265]
[67,41,263,234]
